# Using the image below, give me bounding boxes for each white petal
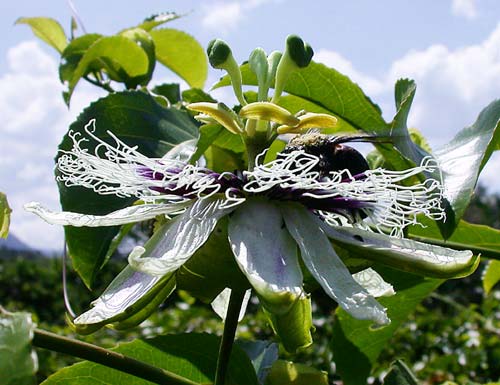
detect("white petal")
[318,223,478,279]
[24,201,188,227]
[128,197,234,276]
[74,266,173,325]
[164,139,206,167]
[211,288,252,322]
[352,268,395,298]
[282,204,389,325]
[228,198,303,314]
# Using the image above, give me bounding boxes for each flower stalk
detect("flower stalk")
[214,288,246,385]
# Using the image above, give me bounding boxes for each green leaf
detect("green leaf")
[42,333,259,385]
[434,100,500,236]
[150,29,207,88]
[0,192,12,238]
[383,360,419,385]
[205,145,246,174]
[213,128,245,153]
[364,79,429,178]
[67,35,151,102]
[182,88,217,104]
[409,127,432,153]
[284,62,386,131]
[59,34,102,85]
[16,17,67,53]
[189,124,224,163]
[120,28,156,86]
[409,216,500,261]
[483,260,500,294]
[330,268,442,385]
[59,91,199,288]
[134,12,182,31]
[0,308,37,385]
[152,83,181,103]
[263,139,286,164]
[388,79,429,166]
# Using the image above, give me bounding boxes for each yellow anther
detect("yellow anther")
[187,102,243,135]
[277,113,338,134]
[239,102,300,126]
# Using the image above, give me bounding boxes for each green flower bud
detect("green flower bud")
[266,360,329,385]
[249,47,269,101]
[272,35,314,103]
[266,50,282,88]
[264,293,313,353]
[206,39,247,106]
[207,39,232,68]
[286,35,314,68]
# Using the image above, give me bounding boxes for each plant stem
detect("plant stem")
[33,328,198,385]
[214,289,245,385]
[83,75,115,93]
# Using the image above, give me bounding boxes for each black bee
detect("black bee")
[283,133,389,177]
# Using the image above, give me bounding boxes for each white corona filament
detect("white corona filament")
[57,120,239,206]
[245,150,445,236]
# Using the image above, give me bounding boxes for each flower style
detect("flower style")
[26,120,478,341]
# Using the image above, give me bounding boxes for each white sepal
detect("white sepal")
[74,266,173,325]
[128,197,234,276]
[24,201,188,227]
[228,198,303,315]
[282,204,390,326]
[319,223,478,279]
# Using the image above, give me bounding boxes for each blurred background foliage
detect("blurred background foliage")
[1,183,499,385]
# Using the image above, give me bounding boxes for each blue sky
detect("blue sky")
[1,0,500,250]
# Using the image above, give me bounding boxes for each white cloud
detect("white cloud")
[202,2,243,32]
[451,0,479,20]
[0,40,104,251]
[201,0,278,32]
